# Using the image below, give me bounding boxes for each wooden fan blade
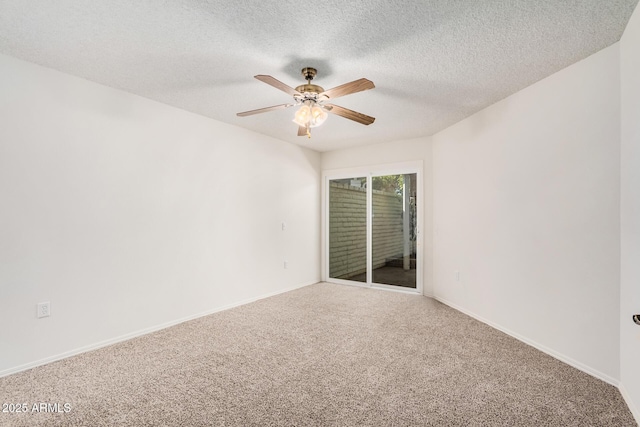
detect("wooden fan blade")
[324,104,375,125]
[255,75,301,96]
[297,126,308,137]
[236,104,293,117]
[320,78,375,100]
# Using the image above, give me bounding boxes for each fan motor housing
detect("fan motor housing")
[295,83,324,94]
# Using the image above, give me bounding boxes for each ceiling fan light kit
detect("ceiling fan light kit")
[237,67,375,138]
[292,101,328,129]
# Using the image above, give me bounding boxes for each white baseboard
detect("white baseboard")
[0,280,318,379]
[619,383,640,425]
[432,296,620,387]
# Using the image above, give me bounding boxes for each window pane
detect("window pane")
[329,177,367,282]
[371,174,417,288]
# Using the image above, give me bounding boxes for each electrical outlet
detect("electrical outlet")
[37,302,50,318]
[284,260,288,269]
[455,271,460,282]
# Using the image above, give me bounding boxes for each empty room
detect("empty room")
[1,1,640,425]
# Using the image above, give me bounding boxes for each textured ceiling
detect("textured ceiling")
[1,0,638,152]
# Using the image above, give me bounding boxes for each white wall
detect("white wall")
[321,138,430,171]
[620,2,640,420]
[431,45,621,383]
[0,53,321,375]
[321,137,433,295]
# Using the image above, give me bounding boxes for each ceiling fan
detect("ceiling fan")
[236,67,375,138]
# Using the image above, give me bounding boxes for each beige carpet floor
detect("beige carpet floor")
[0,282,636,426]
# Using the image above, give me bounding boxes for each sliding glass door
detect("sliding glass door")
[325,165,421,292]
[371,174,417,289]
[328,176,367,283]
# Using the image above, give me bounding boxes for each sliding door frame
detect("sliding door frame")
[322,161,423,294]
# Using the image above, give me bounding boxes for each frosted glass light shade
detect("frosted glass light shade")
[310,106,328,127]
[293,105,311,126]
